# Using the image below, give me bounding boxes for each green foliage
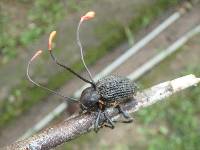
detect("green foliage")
[0,12,17,62]
[137,86,200,150]
[20,27,43,45]
[0,0,64,62]
[28,0,64,26]
[136,58,200,150]
[0,0,179,62]
[66,0,93,12]
[0,0,181,133]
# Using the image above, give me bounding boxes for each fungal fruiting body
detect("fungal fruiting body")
[27,11,137,132]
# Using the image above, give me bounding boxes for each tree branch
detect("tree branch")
[4,74,200,150]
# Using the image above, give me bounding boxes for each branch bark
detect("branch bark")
[4,74,200,150]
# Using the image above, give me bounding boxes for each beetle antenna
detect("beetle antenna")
[27,50,79,102]
[48,31,95,87]
[76,11,96,87]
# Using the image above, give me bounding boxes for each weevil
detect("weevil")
[27,11,137,132]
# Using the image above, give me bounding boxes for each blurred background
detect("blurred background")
[0,0,200,149]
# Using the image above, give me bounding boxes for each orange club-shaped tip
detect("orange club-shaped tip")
[48,31,57,51]
[81,11,95,21]
[31,50,43,62]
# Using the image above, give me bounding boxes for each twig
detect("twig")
[4,74,200,150]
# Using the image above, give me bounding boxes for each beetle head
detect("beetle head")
[80,86,100,110]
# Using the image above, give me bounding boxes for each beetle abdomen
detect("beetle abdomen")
[96,75,136,102]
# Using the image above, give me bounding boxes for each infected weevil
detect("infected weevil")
[27,11,137,132]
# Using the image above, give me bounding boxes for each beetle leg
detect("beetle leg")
[103,111,115,129]
[79,104,88,114]
[81,104,88,110]
[117,105,133,123]
[94,109,101,132]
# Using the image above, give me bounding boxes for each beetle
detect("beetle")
[80,75,137,131]
[27,11,137,132]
